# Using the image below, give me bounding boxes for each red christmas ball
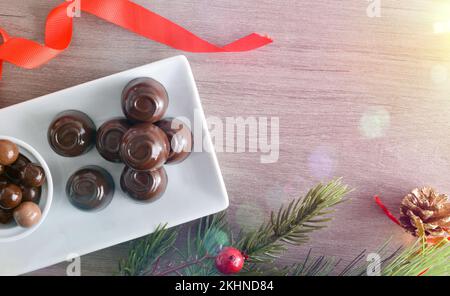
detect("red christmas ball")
[215,247,245,274]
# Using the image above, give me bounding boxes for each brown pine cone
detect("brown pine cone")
[399,187,450,238]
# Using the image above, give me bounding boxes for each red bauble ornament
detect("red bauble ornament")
[215,247,245,274]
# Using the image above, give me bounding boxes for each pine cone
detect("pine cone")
[399,187,450,238]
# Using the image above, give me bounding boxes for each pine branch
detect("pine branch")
[382,239,449,276]
[236,179,350,264]
[118,224,178,276]
[178,212,230,276]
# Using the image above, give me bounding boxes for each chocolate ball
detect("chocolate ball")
[96,118,131,162]
[120,123,169,171]
[66,166,115,211]
[0,164,4,175]
[0,184,22,210]
[155,118,193,164]
[0,208,13,224]
[120,166,168,202]
[19,163,46,188]
[13,202,41,228]
[0,176,8,187]
[4,153,31,184]
[48,110,96,157]
[20,185,41,204]
[0,140,19,166]
[121,78,169,123]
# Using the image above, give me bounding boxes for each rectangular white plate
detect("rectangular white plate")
[0,55,229,275]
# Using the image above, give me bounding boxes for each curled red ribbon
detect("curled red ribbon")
[0,0,272,79]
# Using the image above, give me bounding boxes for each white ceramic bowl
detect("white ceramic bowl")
[0,136,53,242]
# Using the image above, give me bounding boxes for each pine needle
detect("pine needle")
[237,179,351,264]
[118,224,178,276]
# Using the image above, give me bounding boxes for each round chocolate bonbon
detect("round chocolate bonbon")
[0,140,19,166]
[66,166,115,211]
[0,208,13,224]
[0,184,22,210]
[120,123,169,171]
[5,154,31,184]
[96,118,131,162]
[13,202,41,228]
[120,166,167,202]
[19,163,46,188]
[155,118,193,164]
[20,185,41,204]
[121,78,169,123]
[48,110,96,157]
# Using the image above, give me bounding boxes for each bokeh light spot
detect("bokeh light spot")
[308,146,335,179]
[359,107,390,139]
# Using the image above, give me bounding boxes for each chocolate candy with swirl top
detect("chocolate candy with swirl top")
[48,110,96,157]
[120,166,167,202]
[96,118,131,163]
[66,166,115,211]
[119,123,169,171]
[155,118,193,165]
[121,78,169,123]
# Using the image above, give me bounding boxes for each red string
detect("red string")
[374,195,401,226]
[0,0,272,79]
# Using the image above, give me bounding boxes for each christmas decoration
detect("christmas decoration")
[118,179,449,276]
[215,247,245,274]
[0,0,272,79]
[375,188,450,242]
[399,187,450,238]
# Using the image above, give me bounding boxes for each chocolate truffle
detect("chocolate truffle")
[0,140,19,166]
[0,184,22,210]
[96,118,131,162]
[120,123,169,171]
[48,110,96,157]
[155,118,193,164]
[0,164,4,175]
[121,78,169,123]
[0,176,8,187]
[0,208,13,224]
[19,163,46,188]
[66,166,115,211]
[120,166,167,202]
[13,202,41,228]
[5,153,30,184]
[20,185,41,204]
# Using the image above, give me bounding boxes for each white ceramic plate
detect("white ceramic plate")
[0,56,229,275]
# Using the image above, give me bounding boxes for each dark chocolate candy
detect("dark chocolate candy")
[120,123,169,171]
[4,153,31,184]
[96,118,131,162]
[20,163,46,188]
[20,185,41,204]
[0,164,4,175]
[121,78,169,123]
[0,184,22,210]
[0,176,8,187]
[66,166,115,211]
[0,208,13,224]
[48,110,96,157]
[120,166,167,202]
[155,118,193,164]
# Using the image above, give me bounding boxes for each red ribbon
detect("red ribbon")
[0,0,272,79]
[374,196,401,226]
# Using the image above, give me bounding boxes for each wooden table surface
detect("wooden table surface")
[1,0,448,275]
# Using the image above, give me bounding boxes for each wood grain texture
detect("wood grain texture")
[1,0,448,275]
